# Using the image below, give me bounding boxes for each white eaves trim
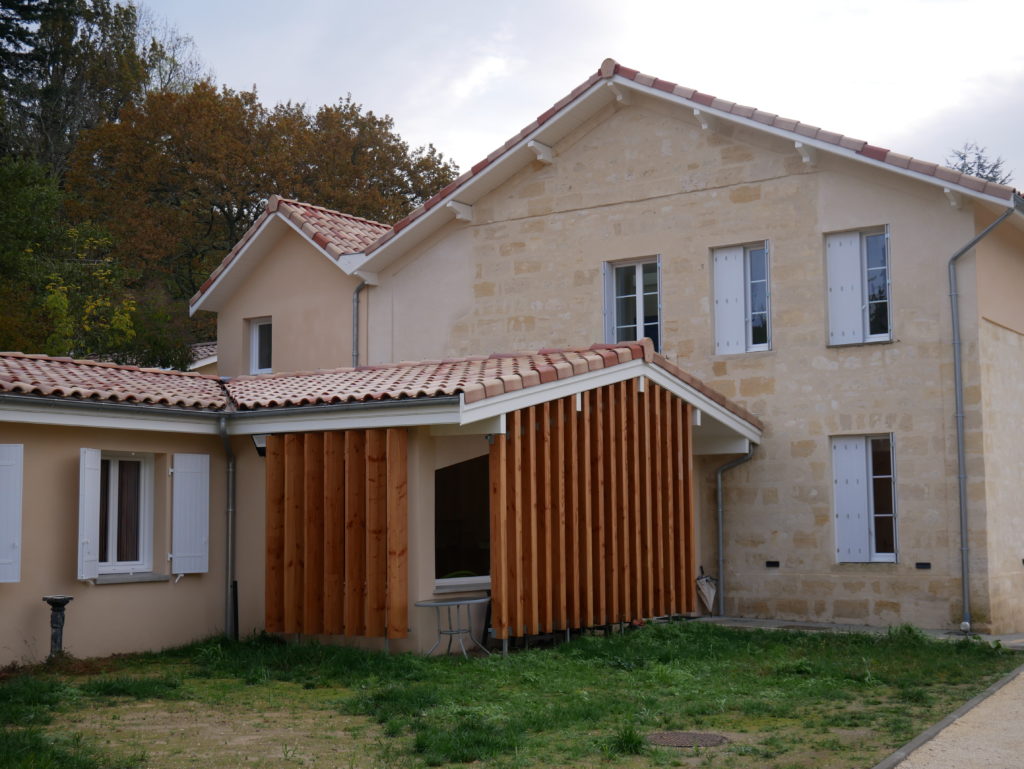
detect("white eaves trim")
[614,76,1015,209]
[188,354,217,371]
[0,398,220,435]
[458,358,762,445]
[225,401,462,436]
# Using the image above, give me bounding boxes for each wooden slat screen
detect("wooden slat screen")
[489,380,695,639]
[265,428,408,639]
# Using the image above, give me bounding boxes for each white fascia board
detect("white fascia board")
[226,402,462,436]
[458,358,762,445]
[353,80,611,276]
[336,252,366,274]
[0,398,219,435]
[613,76,1014,209]
[190,214,279,316]
[187,355,217,371]
[693,436,751,456]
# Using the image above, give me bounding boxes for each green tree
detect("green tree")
[946,142,1014,185]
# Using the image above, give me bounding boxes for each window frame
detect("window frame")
[825,227,891,346]
[249,317,272,374]
[97,451,154,575]
[604,257,662,352]
[832,434,897,564]
[713,241,771,354]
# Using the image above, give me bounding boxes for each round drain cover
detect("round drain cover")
[647,731,729,748]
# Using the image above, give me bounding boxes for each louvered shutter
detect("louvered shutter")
[833,437,870,563]
[171,453,209,574]
[826,232,863,345]
[78,448,101,580]
[714,246,746,354]
[0,445,23,582]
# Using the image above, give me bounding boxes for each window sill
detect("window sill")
[434,576,491,594]
[826,338,894,348]
[95,573,170,585]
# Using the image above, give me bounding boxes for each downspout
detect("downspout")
[352,280,367,368]
[714,444,755,616]
[218,416,237,640]
[947,198,1021,633]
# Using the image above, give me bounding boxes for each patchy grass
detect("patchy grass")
[0,622,1018,768]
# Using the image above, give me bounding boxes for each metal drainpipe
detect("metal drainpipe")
[218,416,237,640]
[714,445,755,616]
[352,280,367,368]
[946,199,1020,633]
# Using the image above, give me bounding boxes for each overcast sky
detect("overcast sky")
[143,0,1024,184]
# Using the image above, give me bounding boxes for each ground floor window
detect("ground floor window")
[434,454,490,582]
[832,435,896,563]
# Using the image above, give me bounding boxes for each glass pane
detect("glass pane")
[117,461,141,562]
[872,477,893,516]
[869,302,889,336]
[867,270,888,301]
[865,234,887,269]
[644,323,660,350]
[615,265,635,297]
[871,438,892,475]
[747,247,766,281]
[99,459,110,563]
[643,293,658,324]
[750,282,767,314]
[874,516,895,554]
[257,323,272,370]
[751,314,768,346]
[641,262,658,293]
[616,296,636,327]
[616,326,637,343]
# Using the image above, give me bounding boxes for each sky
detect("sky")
[142,0,1024,183]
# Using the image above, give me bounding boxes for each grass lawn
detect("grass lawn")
[0,622,1019,769]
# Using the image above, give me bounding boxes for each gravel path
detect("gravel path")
[893,668,1024,769]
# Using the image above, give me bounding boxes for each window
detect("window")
[605,259,661,351]
[713,242,770,354]
[249,317,272,374]
[832,435,896,563]
[78,450,209,580]
[0,444,23,583]
[434,455,490,590]
[826,228,890,345]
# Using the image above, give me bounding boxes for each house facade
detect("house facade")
[191,59,1024,635]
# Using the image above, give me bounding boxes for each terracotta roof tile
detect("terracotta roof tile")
[0,352,227,410]
[190,196,389,307]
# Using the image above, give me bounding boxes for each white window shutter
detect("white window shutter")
[833,437,870,563]
[713,246,745,354]
[78,448,101,580]
[0,445,24,583]
[826,232,863,345]
[171,453,210,574]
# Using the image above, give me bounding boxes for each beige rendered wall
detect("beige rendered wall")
[214,227,365,378]
[0,423,226,666]
[366,95,991,631]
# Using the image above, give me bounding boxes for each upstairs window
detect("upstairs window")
[249,317,272,374]
[713,242,771,354]
[605,258,661,351]
[832,435,897,563]
[826,229,890,345]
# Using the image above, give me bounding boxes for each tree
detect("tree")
[946,142,1014,185]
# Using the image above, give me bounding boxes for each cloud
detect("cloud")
[450,55,514,104]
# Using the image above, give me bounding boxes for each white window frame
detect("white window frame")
[713,241,771,354]
[98,452,154,575]
[249,317,272,374]
[826,227,891,346]
[603,257,662,352]
[832,434,897,564]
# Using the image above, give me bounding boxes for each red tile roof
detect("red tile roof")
[190,196,390,307]
[0,344,762,433]
[224,340,762,429]
[0,352,227,410]
[363,58,1016,259]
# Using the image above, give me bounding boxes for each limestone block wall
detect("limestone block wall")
[364,94,991,631]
